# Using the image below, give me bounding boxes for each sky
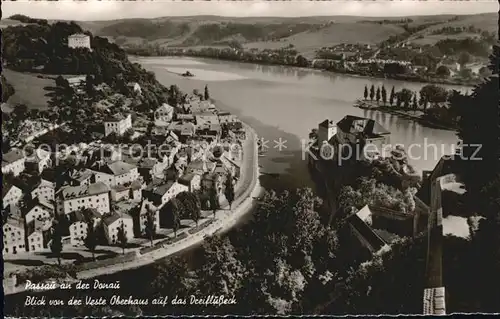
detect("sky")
[2,1,498,21]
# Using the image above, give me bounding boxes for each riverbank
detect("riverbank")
[128,52,478,87]
[354,99,457,131]
[4,123,263,296]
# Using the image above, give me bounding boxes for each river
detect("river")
[136,56,466,177]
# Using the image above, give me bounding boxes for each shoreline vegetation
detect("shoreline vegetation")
[353,83,467,131]
[125,49,481,87]
[353,99,457,131]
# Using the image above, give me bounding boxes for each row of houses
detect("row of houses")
[2,95,244,256]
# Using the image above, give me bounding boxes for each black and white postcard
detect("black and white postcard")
[1,0,499,316]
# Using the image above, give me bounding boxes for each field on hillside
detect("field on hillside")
[245,22,406,57]
[3,69,55,110]
[76,13,496,57]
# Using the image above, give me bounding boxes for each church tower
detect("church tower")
[317,119,337,146]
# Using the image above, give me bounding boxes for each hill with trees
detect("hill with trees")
[64,13,497,57]
[1,20,184,116]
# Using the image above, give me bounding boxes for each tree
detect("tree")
[363,86,368,100]
[176,192,202,226]
[145,209,156,246]
[395,94,402,109]
[224,173,236,210]
[50,221,63,265]
[369,85,375,101]
[403,95,410,111]
[117,222,127,255]
[381,86,387,105]
[12,104,28,122]
[412,93,418,111]
[436,65,451,78]
[389,86,395,106]
[420,84,448,105]
[204,85,210,101]
[152,257,196,298]
[84,74,95,95]
[296,55,309,68]
[456,45,500,194]
[479,66,492,78]
[458,51,471,67]
[209,186,220,218]
[376,87,381,104]
[55,75,68,88]
[1,75,15,102]
[460,68,473,79]
[84,220,97,261]
[196,235,247,296]
[160,198,182,237]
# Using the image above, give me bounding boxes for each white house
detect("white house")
[141,180,188,212]
[68,33,91,50]
[218,112,238,124]
[178,173,202,192]
[93,160,140,188]
[154,103,174,125]
[68,208,101,246]
[26,228,44,253]
[103,213,134,245]
[104,113,132,136]
[138,180,188,234]
[2,185,23,208]
[2,148,26,176]
[194,111,220,127]
[67,76,87,89]
[110,180,142,202]
[24,197,54,225]
[3,207,25,254]
[127,82,142,95]
[56,182,111,216]
[29,179,55,203]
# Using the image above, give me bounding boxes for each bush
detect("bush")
[16,264,77,286]
[188,219,214,234]
[74,251,137,272]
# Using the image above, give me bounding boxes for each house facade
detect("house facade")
[2,148,26,176]
[57,182,111,216]
[104,113,132,136]
[154,103,174,124]
[68,33,91,50]
[315,116,391,162]
[103,213,134,245]
[3,214,25,255]
[29,179,55,203]
[93,160,140,188]
[178,173,202,192]
[2,185,23,208]
[24,198,54,225]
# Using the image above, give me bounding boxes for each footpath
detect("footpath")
[4,124,263,296]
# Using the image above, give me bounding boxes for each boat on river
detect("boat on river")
[181,70,194,77]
